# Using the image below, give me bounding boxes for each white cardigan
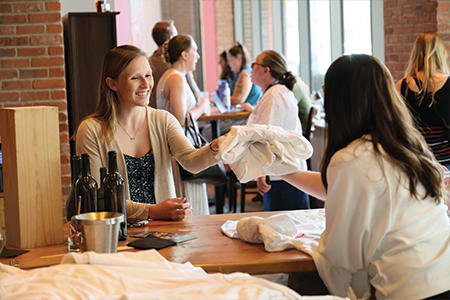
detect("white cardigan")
[76,107,219,221]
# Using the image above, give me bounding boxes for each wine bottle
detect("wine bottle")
[103,150,127,240]
[66,155,82,252]
[97,167,108,212]
[76,153,98,214]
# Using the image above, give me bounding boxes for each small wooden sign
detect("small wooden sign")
[0,106,64,248]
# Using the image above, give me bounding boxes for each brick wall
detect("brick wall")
[0,0,70,209]
[384,0,450,82]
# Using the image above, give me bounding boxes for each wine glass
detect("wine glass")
[0,226,6,255]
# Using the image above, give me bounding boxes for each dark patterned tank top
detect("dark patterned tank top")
[401,77,450,164]
[123,149,155,204]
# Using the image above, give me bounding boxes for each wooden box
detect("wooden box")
[0,107,64,248]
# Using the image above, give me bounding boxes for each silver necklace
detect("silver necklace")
[118,112,144,140]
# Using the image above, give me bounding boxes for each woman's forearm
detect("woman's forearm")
[280,171,327,200]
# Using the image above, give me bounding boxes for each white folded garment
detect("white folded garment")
[221,210,325,255]
[218,124,313,183]
[1,250,306,300]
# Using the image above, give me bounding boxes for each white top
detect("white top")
[76,108,219,221]
[312,136,450,300]
[247,84,307,178]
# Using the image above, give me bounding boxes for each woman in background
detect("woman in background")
[281,54,450,299]
[396,31,450,169]
[243,50,309,211]
[156,34,211,216]
[218,50,235,86]
[76,45,220,221]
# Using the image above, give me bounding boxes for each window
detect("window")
[343,0,372,55]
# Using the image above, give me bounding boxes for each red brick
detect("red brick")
[59,112,68,122]
[0,92,20,102]
[0,48,16,57]
[32,56,64,67]
[2,80,31,90]
[0,26,15,35]
[30,35,63,46]
[1,58,29,68]
[29,13,61,24]
[47,24,62,34]
[15,3,44,13]
[437,3,450,11]
[437,22,450,31]
[403,25,414,34]
[18,47,46,57]
[0,4,13,13]
[0,15,27,25]
[49,67,64,77]
[0,37,29,46]
[17,25,45,35]
[51,89,66,100]
[389,54,399,62]
[0,69,18,79]
[59,123,69,132]
[393,26,403,34]
[46,2,61,11]
[60,175,71,185]
[19,68,48,78]
[61,186,71,198]
[59,132,70,143]
[385,27,394,35]
[21,91,49,101]
[60,153,71,164]
[60,164,71,175]
[438,12,450,22]
[35,100,67,111]
[394,44,404,52]
[49,46,64,55]
[33,78,65,89]
[403,6,414,14]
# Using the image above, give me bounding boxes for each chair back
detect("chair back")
[303,106,318,170]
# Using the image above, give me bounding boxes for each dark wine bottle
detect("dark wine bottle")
[97,167,108,212]
[66,155,82,252]
[75,153,98,214]
[103,150,127,240]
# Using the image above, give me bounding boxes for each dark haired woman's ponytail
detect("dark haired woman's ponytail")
[279,71,296,91]
[162,41,171,64]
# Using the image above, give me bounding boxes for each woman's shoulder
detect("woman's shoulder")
[330,136,374,167]
[78,116,101,133]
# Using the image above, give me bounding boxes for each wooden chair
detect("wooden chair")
[228,172,258,213]
[303,106,319,171]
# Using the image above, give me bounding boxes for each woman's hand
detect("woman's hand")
[240,103,254,112]
[257,176,271,196]
[148,198,193,220]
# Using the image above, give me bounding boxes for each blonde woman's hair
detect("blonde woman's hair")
[405,32,449,102]
[89,45,148,144]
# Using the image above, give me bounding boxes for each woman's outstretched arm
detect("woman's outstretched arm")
[280,170,327,201]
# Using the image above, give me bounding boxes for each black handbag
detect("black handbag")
[178,113,228,186]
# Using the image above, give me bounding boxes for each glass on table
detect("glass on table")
[200,91,210,115]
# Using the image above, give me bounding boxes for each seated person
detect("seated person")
[202,42,262,141]
[280,54,450,299]
[76,45,220,222]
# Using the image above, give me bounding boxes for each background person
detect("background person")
[281,54,450,299]
[76,45,220,222]
[242,50,309,211]
[396,31,450,169]
[156,35,211,216]
[149,21,201,108]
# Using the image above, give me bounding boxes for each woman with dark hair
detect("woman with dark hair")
[244,50,309,211]
[156,34,211,216]
[218,50,235,85]
[396,32,450,169]
[227,42,262,106]
[280,54,450,299]
[76,45,220,221]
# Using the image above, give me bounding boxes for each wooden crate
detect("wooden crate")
[0,107,64,248]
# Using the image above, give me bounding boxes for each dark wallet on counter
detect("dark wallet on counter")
[127,235,176,250]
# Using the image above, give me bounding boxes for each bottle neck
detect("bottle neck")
[108,152,118,173]
[72,157,82,185]
[81,155,91,177]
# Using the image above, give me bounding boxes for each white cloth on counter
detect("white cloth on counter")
[218,124,313,183]
[221,209,325,255]
[1,250,310,300]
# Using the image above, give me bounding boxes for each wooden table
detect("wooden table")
[198,108,251,214]
[0,211,315,274]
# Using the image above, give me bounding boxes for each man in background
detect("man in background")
[149,20,201,108]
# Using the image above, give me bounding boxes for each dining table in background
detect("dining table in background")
[0,210,316,275]
[198,107,251,214]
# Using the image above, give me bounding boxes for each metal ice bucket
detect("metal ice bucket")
[72,212,124,253]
